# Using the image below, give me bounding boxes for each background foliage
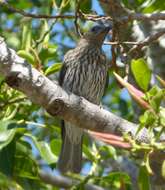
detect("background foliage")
[0,0,165,189]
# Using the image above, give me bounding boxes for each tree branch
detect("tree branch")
[0,36,164,145]
[39,170,105,190]
[0,2,75,19]
[100,0,165,22]
[104,29,165,52]
[124,12,165,22]
[2,1,165,24]
[128,28,165,54]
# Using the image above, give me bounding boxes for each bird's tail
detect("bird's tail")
[58,122,83,173]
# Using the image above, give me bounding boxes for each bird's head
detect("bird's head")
[83,24,112,46]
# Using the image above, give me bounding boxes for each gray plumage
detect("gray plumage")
[58,25,111,173]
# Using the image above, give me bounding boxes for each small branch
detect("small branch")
[39,170,105,190]
[79,11,112,22]
[74,0,82,37]
[110,27,117,71]
[125,12,165,22]
[33,20,57,48]
[0,2,75,20]
[104,28,165,51]
[104,41,141,45]
[0,1,109,22]
[128,28,165,54]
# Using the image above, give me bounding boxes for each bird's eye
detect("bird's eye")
[91,26,101,33]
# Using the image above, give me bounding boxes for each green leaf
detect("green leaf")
[139,110,156,126]
[55,0,63,7]
[0,129,16,151]
[6,33,20,49]
[99,145,117,160]
[61,0,70,9]
[0,75,4,84]
[25,134,57,164]
[3,106,19,121]
[145,86,160,98]
[45,63,62,76]
[83,144,96,162]
[17,50,35,65]
[16,140,32,155]
[142,0,165,13]
[14,155,38,179]
[0,120,13,131]
[0,141,16,176]
[131,58,151,91]
[9,1,32,9]
[0,172,13,188]
[0,121,17,151]
[162,160,165,179]
[50,139,61,156]
[14,140,38,179]
[145,86,163,112]
[39,44,58,63]
[80,0,92,13]
[41,20,50,45]
[138,165,150,190]
[160,107,165,127]
[150,90,164,112]
[156,75,165,87]
[21,18,32,51]
[102,172,131,188]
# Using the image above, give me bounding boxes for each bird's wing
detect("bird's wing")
[58,49,75,140]
[58,50,73,86]
[101,54,109,96]
[58,63,68,86]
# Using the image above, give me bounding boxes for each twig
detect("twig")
[0,2,75,19]
[104,28,165,50]
[110,26,118,72]
[128,28,165,54]
[34,20,57,48]
[74,0,82,37]
[63,22,78,42]
[104,41,142,45]
[79,10,112,22]
[125,12,165,22]
[0,1,111,22]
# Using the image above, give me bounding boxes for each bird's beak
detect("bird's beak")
[102,25,112,33]
[96,25,112,45]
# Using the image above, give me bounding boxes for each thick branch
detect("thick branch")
[100,0,165,22]
[0,37,164,144]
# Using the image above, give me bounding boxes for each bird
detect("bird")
[58,24,111,173]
